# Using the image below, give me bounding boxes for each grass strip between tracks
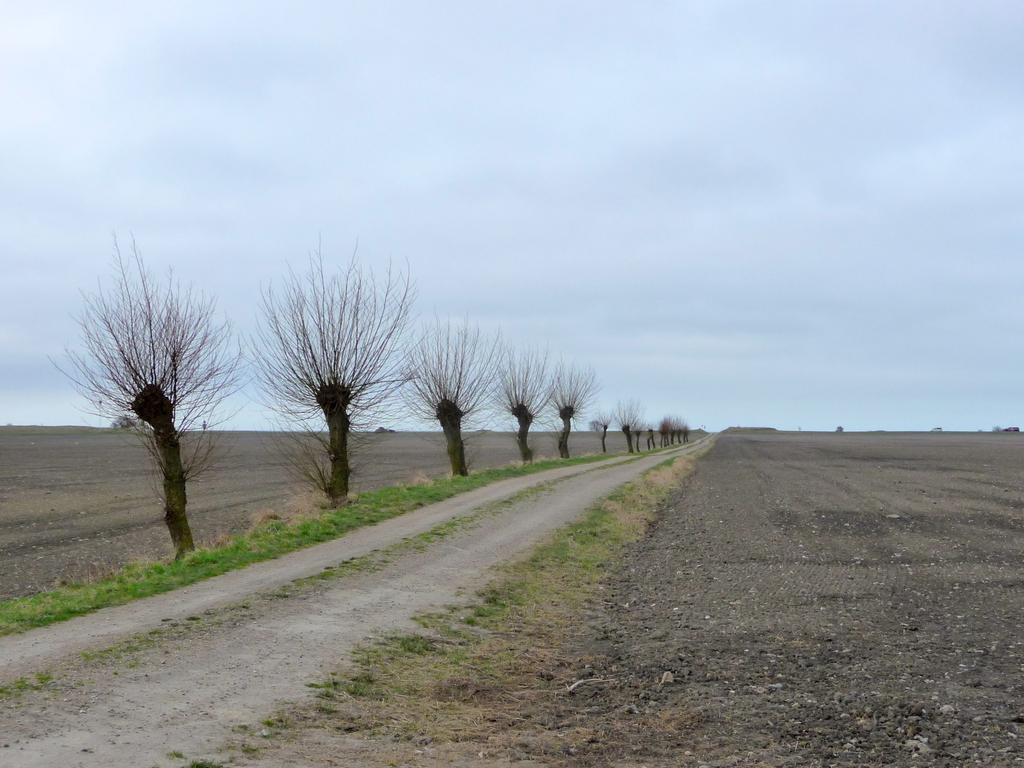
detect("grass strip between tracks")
[0,448,675,638]
[234,449,706,763]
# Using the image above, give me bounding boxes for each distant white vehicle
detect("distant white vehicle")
[930,427,943,432]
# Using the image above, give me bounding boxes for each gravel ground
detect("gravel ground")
[566,431,1024,766]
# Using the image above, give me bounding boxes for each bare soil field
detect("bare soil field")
[549,431,1024,765]
[0,427,639,599]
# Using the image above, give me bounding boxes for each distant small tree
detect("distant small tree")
[496,345,550,463]
[407,319,501,476]
[111,414,139,430]
[615,400,643,455]
[589,411,612,453]
[254,251,414,506]
[64,242,240,558]
[550,363,597,458]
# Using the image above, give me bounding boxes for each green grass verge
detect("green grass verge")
[0,451,635,637]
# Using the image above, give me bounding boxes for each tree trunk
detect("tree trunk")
[442,420,468,475]
[438,400,468,476]
[325,408,351,505]
[622,428,633,454]
[600,426,607,453]
[634,432,643,452]
[512,405,533,463]
[557,415,571,459]
[158,433,194,558]
[132,383,194,559]
[516,420,533,462]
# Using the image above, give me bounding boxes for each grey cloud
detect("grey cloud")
[2,1,1022,431]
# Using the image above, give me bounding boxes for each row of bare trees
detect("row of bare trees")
[64,245,688,559]
[496,347,597,463]
[590,403,690,454]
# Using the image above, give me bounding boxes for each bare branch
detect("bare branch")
[550,362,598,458]
[405,318,501,475]
[496,345,550,462]
[252,247,415,503]
[589,410,612,454]
[406,318,501,424]
[550,362,597,425]
[60,239,241,556]
[614,399,644,454]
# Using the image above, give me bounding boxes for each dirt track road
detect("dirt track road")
[0,428,644,599]
[0,440,706,767]
[573,431,1024,766]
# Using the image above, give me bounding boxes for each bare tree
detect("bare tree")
[615,400,643,455]
[254,251,414,506]
[658,416,671,447]
[589,411,612,453]
[633,422,647,452]
[549,362,597,458]
[63,242,240,558]
[496,345,550,463]
[111,414,140,430]
[646,426,656,450]
[406,319,501,476]
[666,416,690,444]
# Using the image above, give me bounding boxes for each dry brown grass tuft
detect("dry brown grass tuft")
[249,488,322,531]
[57,556,153,588]
[406,470,433,487]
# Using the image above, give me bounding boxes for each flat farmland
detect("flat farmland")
[0,427,637,600]
[560,430,1024,765]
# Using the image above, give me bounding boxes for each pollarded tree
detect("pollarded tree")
[64,242,241,558]
[615,400,643,455]
[669,417,682,444]
[550,362,597,459]
[658,416,672,447]
[254,252,414,506]
[634,422,647,452]
[407,318,501,476]
[589,411,612,453]
[497,345,550,463]
[646,426,656,450]
[680,418,691,444]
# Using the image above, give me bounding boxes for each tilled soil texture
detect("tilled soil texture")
[562,431,1024,767]
[0,427,645,599]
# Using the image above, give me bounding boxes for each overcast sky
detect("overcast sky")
[2,2,1022,432]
